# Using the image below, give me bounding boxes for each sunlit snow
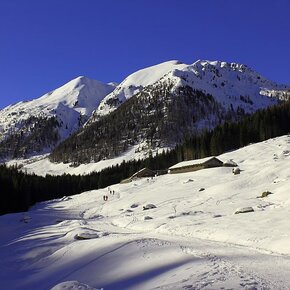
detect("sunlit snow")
[1,135,290,289]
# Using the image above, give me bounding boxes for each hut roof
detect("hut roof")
[130,167,155,178]
[169,156,222,170]
[223,159,238,167]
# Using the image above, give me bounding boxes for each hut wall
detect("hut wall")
[204,158,223,168]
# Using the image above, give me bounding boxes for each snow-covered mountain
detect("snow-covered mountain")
[2,135,290,289]
[1,59,290,163]
[89,60,188,119]
[51,60,290,164]
[90,59,290,122]
[0,76,115,159]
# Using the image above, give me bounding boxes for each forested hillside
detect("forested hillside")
[1,100,290,216]
[50,85,245,164]
[1,60,289,163]
[0,116,60,160]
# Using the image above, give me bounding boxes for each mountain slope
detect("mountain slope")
[51,60,290,164]
[90,59,290,121]
[89,60,188,120]
[0,77,115,160]
[2,135,290,289]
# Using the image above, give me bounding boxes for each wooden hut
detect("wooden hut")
[130,168,156,179]
[168,156,223,174]
[223,159,238,167]
[120,168,156,183]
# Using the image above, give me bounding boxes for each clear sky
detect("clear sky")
[1,0,290,109]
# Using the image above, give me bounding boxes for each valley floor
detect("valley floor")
[1,135,290,289]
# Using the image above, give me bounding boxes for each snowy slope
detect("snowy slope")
[90,60,188,119]
[2,59,289,163]
[0,77,115,157]
[49,59,290,165]
[91,59,290,121]
[7,144,155,176]
[1,135,290,289]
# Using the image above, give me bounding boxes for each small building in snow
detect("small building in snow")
[223,159,238,167]
[168,156,223,174]
[120,168,156,183]
[130,168,156,179]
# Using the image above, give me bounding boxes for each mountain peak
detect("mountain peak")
[91,58,290,122]
[65,76,112,90]
[1,59,290,162]
[0,75,115,160]
[192,59,249,72]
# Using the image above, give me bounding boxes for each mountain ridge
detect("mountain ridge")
[50,59,290,164]
[89,59,289,123]
[1,59,290,162]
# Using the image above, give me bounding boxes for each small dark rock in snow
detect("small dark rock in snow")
[233,167,241,175]
[168,215,176,219]
[234,207,254,214]
[144,216,153,220]
[183,178,194,183]
[91,214,104,220]
[260,191,273,198]
[74,233,100,240]
[125,209,134,213]
[199,188,205,192]
[213,214,222,218]
[143,204,157,210]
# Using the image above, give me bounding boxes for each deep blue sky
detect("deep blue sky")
[1,0,290,109]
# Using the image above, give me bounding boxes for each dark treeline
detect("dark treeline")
[176,100,290,161]
[0,161,143,216]
[1,101,290,216]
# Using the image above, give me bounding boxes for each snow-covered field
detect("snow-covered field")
[1,135,290,289]
[6,143,170,176]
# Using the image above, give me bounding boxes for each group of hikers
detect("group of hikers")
[103,188,115,201]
